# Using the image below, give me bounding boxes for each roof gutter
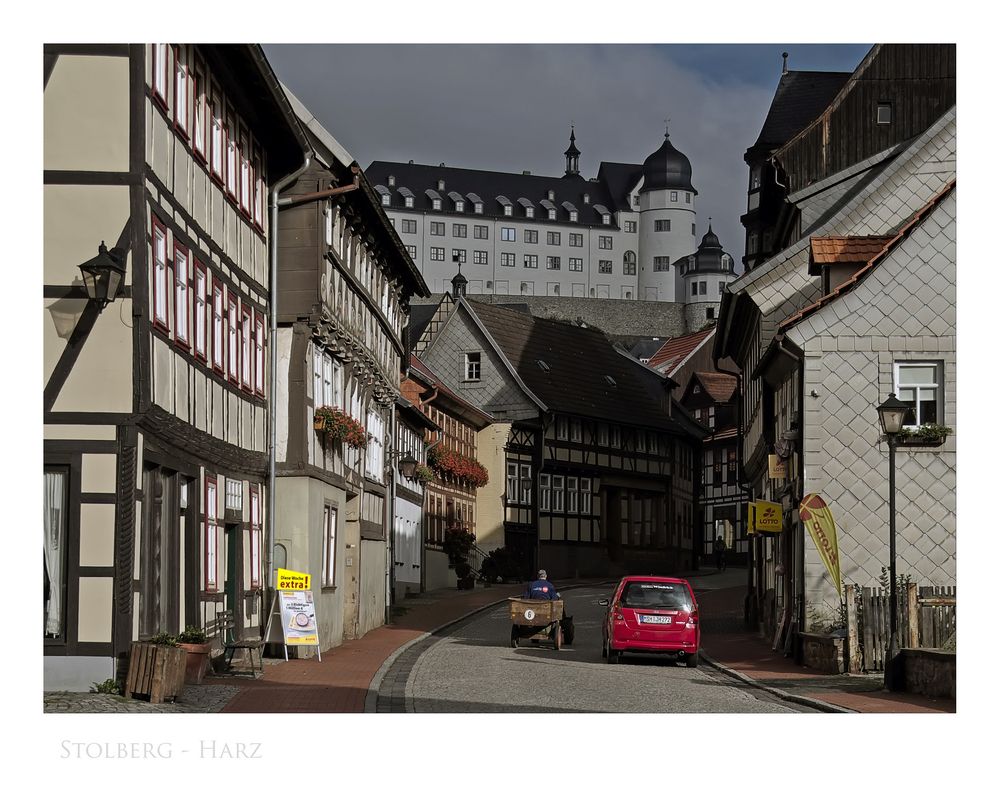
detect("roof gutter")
[266,150,312,595]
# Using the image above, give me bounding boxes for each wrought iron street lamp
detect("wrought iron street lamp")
[877,394,909,690]
[396,453,418,481]
[78,242,127,311]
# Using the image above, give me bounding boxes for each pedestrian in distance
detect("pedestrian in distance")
[713,536,727,571]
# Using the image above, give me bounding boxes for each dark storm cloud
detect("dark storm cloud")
[264,44,869,265]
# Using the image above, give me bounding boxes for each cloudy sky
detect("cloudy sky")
[264,44,871,265]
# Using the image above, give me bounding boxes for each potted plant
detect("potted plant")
[899,423,952,446]
[124,632,186,703]
[413,462,435,484]
[176,625,211,685]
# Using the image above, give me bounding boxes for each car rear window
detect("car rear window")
[620,582,692,610]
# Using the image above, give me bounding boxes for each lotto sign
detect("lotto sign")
[276,568,310,591]
[800,494,841,591]
[753,500,783,533]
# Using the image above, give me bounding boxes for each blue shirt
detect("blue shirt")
[524,579,559,600]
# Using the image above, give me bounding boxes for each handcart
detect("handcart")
[508,597,565,650]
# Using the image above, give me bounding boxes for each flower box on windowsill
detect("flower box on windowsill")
[897,434,946,448]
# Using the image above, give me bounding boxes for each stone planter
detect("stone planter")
[900,648,955,698]
[800,632,846,674]
[177,642,212,685]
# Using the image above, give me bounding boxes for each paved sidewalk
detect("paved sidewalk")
[218,584,520,713]
[695,577,955,714]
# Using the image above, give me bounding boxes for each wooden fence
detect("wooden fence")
[844,584,955,673]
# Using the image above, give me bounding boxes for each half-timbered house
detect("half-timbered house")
[414,283,706,578]
[43,45,307,689]
[271,89,429,650]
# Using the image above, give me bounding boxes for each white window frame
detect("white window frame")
[570,419,582,442]
[506,461,519,502]
[580,479,592,515]
[227,295,239,381]
[173,46,189,136]
[152,44,169,105]
[501,227,516,242]
[599,235,612,250]
[194,265,207,358]
[501,252,515,267]
[241,304,252,388]
[552,476,564,512]
[173,242,189,345]
[254,313,265,396]
[519,464,532,505]
[894,361,943,428]
[566,477,578,514]
[539,473,551,512]
[465,352,481,381]
[152,220,169,329]
[556,418,568,441]
[249,486,261,589]
[212,283,224,372]
[205,477,218,591]
[210,88,224,179]
[322,505,338,587]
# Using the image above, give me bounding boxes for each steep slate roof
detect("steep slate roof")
[752,70,854,149]
[779,180,956,332]
[407,301,442,347]
[407,354,493,428]
[465,300,689,434]
[596,162,645,212]
[365,160,618,228]
[647,327,716,377]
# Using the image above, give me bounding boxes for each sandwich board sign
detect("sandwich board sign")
[265,568,321,662]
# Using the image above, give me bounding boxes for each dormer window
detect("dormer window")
[583,194,590,204]
[547,190,554,200]
[546,209,555,220]
[475,203,483,214]
[388,175,396,187]
[602,215,610,225]
[382,194,391,206]
[504,205,512,216]
[405,196,414,208]
[437,179,445,190]
[456,201,465,212]
[526,207,534,218]
[433,198,442,210]
[569,211,578,222]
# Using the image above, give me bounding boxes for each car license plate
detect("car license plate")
[640,615,672,624]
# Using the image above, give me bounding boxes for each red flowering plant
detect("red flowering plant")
[426,445,489,488]
[313,406,369,450]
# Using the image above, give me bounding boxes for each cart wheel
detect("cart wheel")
[553,622,562,651]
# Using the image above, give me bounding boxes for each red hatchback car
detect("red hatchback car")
[600,576,700,667]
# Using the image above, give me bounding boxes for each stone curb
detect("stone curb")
[698,651,855,713]
[364,579,613,713]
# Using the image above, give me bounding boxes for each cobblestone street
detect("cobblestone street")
[44,684,240,714]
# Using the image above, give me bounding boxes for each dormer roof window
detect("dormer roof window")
[388,175,396,187]
[583,194,591,204]
[437,179,445,191]
[561,201,578,222]
[398,186,414,208]
[467,193,483,214]
[547,189,555,200]
[496,195,513,216]
[448,191,464,212]
[375,185,391,206]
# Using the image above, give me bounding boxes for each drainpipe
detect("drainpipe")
[386,403,396,624]
[266,152,311,601]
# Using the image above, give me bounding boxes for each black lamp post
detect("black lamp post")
[876,393,909,690]
[78,242,127,311]
[397,453,418,481]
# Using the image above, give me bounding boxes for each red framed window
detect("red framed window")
[227,292,239,383]
[173,45,189,138]
[252,145,265,229]
[192,56,207,161]
[254,313,265,396]
[240,302,252,391]
[212,282,225,374]
[204,475,218,591]
[225,106,238,201]
[151,216,169,332]
[152,44,169,108]
[239,125,252,216]
[209,83,224,182]
[194,260,207,360]
[249,486,261,589]
[173,241,190,348]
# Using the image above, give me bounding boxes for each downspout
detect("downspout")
[418,383,442,592]
[266,151,311,601]
[386,404,396,624]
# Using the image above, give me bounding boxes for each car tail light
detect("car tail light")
[613,604,624,621]
[686,610,698,629]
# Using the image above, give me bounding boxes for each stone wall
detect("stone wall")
[462,294,689,338]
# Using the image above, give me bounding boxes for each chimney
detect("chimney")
[522,170,531,175]
[782,51,789,74]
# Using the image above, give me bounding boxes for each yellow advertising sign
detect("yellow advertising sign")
[276,568,311,591]
[768,454,787,479]
[800,493,841,591]
[754,500,783,533]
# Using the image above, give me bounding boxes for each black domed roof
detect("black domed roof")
[640,131,697,194]
[679,224,735,277]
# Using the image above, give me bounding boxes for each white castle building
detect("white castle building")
[365,128,737,311]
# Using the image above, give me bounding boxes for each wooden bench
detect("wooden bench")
[217,610,263,678]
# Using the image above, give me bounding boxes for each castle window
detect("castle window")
[653,256,670,272]
[877,102,892,125]
[654,220,671,232]
[671,191,678,202]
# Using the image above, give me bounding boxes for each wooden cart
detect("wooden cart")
[508,597,565,650]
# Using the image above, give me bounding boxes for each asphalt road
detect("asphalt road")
[404,584,816,713]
